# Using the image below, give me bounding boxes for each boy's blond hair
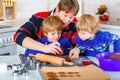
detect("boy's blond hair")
[76,14,100,34]
[42,16,63,34]
[58,0,79,16]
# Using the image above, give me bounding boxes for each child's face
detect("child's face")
[45,30,62,42]
[78,31,94,40]
[57,11,75,26]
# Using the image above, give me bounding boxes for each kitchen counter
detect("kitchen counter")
[0,19,28,27]
[0,55,120,80]
[88,56,120,80]
[0,19,28,33]
[0,69,42,80]
[100,24,120,30]
[1,19,120,29]
[0,55,42,80]
[1,19,120,34]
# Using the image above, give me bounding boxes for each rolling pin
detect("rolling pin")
[29,54,74,66]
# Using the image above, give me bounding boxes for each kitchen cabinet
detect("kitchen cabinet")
[0,25,18,55]
[0,19,26,55]
[0,0,17,21]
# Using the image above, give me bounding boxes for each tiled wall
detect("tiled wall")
[83,0,120,25]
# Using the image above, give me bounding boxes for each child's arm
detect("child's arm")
[108,33,120,52]
[69,46,80,59]
[113,38,120,52]
[63,39,72,55]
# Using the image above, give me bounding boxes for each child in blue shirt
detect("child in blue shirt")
[25,16,72,56]
[75,14,120,57]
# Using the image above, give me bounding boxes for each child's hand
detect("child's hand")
[69,47,80,60]
[54,44,64,56]
[47,42,63,55]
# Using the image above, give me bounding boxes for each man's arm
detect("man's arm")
[13,14,62,54]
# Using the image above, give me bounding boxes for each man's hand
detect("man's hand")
[69,47,80,60]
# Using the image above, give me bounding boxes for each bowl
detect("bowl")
[97,52,120,71]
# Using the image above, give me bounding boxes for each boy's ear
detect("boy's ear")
[56,6,59,12]
[54,6,60,15]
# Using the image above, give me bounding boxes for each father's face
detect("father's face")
[57,10,75,26]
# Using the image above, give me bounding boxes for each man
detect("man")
[14,0,80,59]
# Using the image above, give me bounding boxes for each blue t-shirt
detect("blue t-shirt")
[25,37,72,56]
[76,30,120,56]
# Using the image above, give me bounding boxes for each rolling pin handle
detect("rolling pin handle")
[29,54,36,58]
[63,60,74,66]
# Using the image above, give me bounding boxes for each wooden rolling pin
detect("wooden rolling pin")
[29,54,74,66]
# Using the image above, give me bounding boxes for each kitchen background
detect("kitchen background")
[13,0,82,21]
[13,0,120,25]
[0,1,120,80]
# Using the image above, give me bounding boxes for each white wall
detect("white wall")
[48,0,83,17]
[14,0,83,20]
[14,0,120,25]
[83,0,120,25]
[14,0,49,20]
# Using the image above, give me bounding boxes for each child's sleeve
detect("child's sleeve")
[59,37,72,55]
[113,38,120,52]
[109,33,120,52]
